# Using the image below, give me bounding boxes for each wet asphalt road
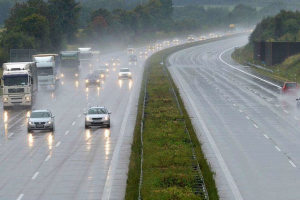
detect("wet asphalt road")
[169,35,300,200]
[0,50,144,200]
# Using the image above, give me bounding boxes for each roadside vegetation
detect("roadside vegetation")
[232,10,300,83]
[125,40,220,200]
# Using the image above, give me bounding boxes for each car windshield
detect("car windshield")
[88,108,107,114]
[286,83,297,89]
[3,74,28,86]
[120,68,130,72]
[31,112,50,118]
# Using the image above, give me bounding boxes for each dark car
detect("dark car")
[85,73,101,87]
[129,55,137,65]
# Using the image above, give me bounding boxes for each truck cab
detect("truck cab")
[2,62,38,108]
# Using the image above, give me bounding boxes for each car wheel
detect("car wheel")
[27,128,32,133]
[85,124,89,129]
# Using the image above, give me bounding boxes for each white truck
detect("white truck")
[1,62,38,108]
[32,54,58,89]
[78,48,93,61]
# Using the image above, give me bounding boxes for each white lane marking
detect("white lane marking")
[102,76,136,200]
[72,121,76,126]
[32,172,39,180]
[264,134,269,139]
[253,124,258,129]
[246,116,250,120]
[275,104,280,107]
[55,141,61,147]
[44,155,51,162]
[233,103,237,107]
[289,160,297,168]
[8,132,14,138]
[294,116,300,121]
[170,69,244,200]
[275,146,281,152]
[239,109,243,113]
[283,110,289,114]
[65,130,70,135]
[78,114,81,118]
[219,47,282,89]
[16,194,24,200]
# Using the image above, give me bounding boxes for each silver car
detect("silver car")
[85,107,111,128]
[118,68,132,79]
[27,110,55,132]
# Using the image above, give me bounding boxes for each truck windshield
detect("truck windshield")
[3,74,28,86]
[38,67,53,76]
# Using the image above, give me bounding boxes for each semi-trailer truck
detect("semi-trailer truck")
[2,62,38,108]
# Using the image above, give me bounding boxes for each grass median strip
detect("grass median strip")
[125,40,220,200]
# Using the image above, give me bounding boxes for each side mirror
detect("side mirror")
[84,112,87,115]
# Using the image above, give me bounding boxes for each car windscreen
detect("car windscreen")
[3,74,28,86]
[31,112,50,118]
[88,108,107,114]
[38,67,53,76]
[285,83,297,89]
[120,69,129,72]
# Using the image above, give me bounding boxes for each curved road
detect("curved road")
[169,35,300,200]
[0,50,144,200]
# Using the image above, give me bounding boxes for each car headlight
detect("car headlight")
[97,80,100,83]
[128,72,132,75]
[29,121,34,125]
[85,80,89,83]
[101,74,104,78]
[75,73,79,77]
[104,116,109,120]
[86,116,91,121]
[47,121,52,124]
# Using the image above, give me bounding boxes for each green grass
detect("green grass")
[125,36,225,200]
[232,45,300,83]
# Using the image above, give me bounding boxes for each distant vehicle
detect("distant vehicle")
[199,36,206,41]
[282,82,299,95]
[60,51,80,67]
[111,58,120,67]
[78,47,93,61]
[129,55,138,65]
[84,106,111,128]
[94,68,107,80]
[163,40,170,46]
[187,35,195,42]
[118,68,132,79]
[127,48,135,55]
[27,110,55,132]
[85,73,101,87]
[172,38,180,45]
[297,98,300,108]
[139,51,148,59]
[32,54,58,89]
[2,62,38,108]
[148,45,156,52]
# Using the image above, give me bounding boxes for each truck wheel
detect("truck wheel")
[85,124,89,129]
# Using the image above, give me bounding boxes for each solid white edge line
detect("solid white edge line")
[264,134,269,139]
[275,146,281,152]
[246,116,250,120]
[16,194,24,200]
[8,132,14,138]
[169,67,244,200]
[101,74,136,200]
[253,124,258,129]
[32,172,39,180]
[218,47,282,89]
[289,160,297,168]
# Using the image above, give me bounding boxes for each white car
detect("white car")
[118,68,132,79]
[27,110,55,132]
[85,107,111,128]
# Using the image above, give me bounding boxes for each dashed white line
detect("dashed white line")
[246,116,250,120]
[264,134,269,139]
[239,109,243,113]
[78,114,81,118]
[44,155,51,162]
[289,160,297,168]
[8,132,14,138]
[283,110,289,114]
[275,146,281,152]
[65,130,70,135]
[275,104,280,107]
[72,121,76,126]
[55,141,61,147]
[233,104,237,107]
[294,116,300,121]
[16,194,24,200]
[32,172,39,180]
[253,124,258,129]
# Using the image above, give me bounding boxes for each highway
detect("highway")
[169,35,300,200]
[0,50,144,200]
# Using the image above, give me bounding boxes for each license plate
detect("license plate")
[36,125,44,128]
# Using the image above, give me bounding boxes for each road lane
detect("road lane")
[169,35,300,200]
[0,49,145,199]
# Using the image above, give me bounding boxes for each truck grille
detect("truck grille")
[8,88,24,93]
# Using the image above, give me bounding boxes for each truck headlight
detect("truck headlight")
[97,80,100,83]
[101,74,104,78]
[25,96,30,101]
[85,80,89,83]
[3,97,8,102]
[75,73,79,77]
